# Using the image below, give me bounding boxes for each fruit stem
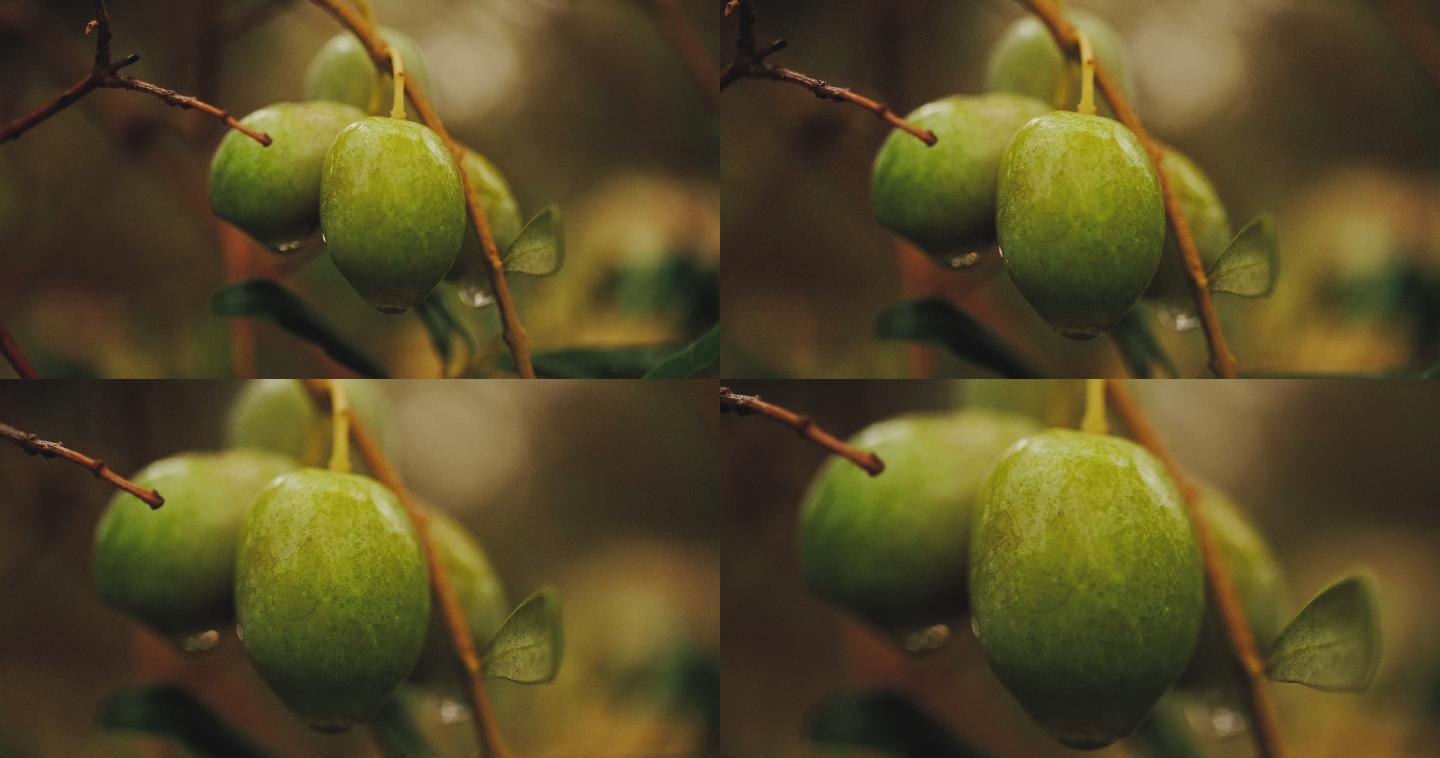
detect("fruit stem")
[387,46,407,120]
[1080,379,1108,434]
[327,380,352,474]
[1076,30,1096,116]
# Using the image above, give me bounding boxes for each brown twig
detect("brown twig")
[307,0,535,378]
[300,381,512,758]
[720,0,937,146]
[0,420,164,508]
[0,0,270,146]
[639,0,720,113]
[1105,383,1285,758]
[1015,0,1237,377]
[1381,0,1440,94]
[0,320,40,379]
[719,386,885,475]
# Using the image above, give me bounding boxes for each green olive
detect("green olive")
[445,148,526,284]
[224,379,391,467]
[408,510,509,692]
[1146,148,1232,306]
[304,27,433,116]
[985,9,1136,117]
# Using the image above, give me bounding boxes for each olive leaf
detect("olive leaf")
[809,691,984,758]
[1265,572,1381,692]
[415,289,476,374]
[1112,307,1177,378]
[502,205,564,276]
[500,345,683,378]
[99,685,269,758]
[211,279,389,378]
[643,323,720,378]
[369,689,438,758]
[1209,214,1278,297]
[482,586,563,684]
[876,297,1044,378]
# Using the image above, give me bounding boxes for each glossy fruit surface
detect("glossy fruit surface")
[303,27,433,115]
[321,117,465,312]
[235,469,430,731]
[799,410,1041,636]
[408,510,509,691]
[208,102,365,248]
[985,9,1135,115]
[871,94,1049,259]
[93,450,297,641]
[997,111,1164,338]
[970,429,1204,749]
[1146,148,1232,305]
[445,148,526,283]
[225,379,391,466]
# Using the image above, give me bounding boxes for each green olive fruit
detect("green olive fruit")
[304,27,433,115]
[871,94,1049,260]
[1145,148,1232,306]
[445,148,526,283]
[320,117,466,312]
[225,379,391,467]
[208,102,366,249]
[997,111,1165,339]
[408,510,509,692]
[970,429,1204,749]
[93,450,297,641]
[235,469,430,731]
[985,9,1136,117]
[799,409,1042,639]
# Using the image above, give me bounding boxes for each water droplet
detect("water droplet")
[1155,302,1201,332]
[439,698,471,724]
[898,623,953,654]
[1183,693,1250,738]
[178,629,221,652]
[458,281,496,309]
[969,616,981,639]
[235,623,244,642]
[270,239,305,254]
[942,252,981,270]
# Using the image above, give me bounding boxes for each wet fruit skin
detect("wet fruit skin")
[408,510,510,691]
[235,469,430,731]
[320,117,466,313]
[93,450,297,641]
[208,102,365,247]
[798,410,1042,636]
[445,148,526,283]
[985,9,1136,117]
[1145,148,1233,306]
[304,27,433,115]
[871,94,1050,259]
[969,429,1204,749]
[225,379,391,466]
[997,111,1165,339]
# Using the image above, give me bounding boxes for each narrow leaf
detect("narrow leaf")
[1113,308,1177,378]
[369,690,438,758]
[502,205,564,276]
[1265,573,1381,692]
[643,324,720,378]
[876,297,1043,378]
[1210,214,1278,297]
[809,691,984,758]
[99,685,269,758]
[415,290,476,374]
[212,279,388,378]
[502,345,681,378]
[482,586,563,684]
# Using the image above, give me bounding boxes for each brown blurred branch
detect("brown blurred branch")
[640,0,720,113]
[1381,0,1440,94]
[720,0,937,146]
[300,381,512,758]
[1105,383,1285,758]
[1016,0,1237,378]
[0,320,39,379]
[0,0,270,146]
[307,0,534,378]
[0,420,164,508]
[720,386,886,475]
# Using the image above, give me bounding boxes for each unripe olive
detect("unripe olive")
[997,111,1165,338]
[93,450,297,642]
[1145,148,1232,306]
[408,510,509,692]
[985,9,1136,116]
[304,27,433,115]
[871,94,1049,260]
[235,469,430,731]
[208,102,365,249]
[320,117,466,312]
[445,148,526,283]
[970,429,1204,749]
[225,379,391,466]
[798,410,1041,638]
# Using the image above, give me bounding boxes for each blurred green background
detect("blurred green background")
[721,0,1440,377]
[721,379,1440,756]
[0,380,718,756]
[0,0,717,378]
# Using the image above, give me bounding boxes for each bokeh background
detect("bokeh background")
[0,0,717,378]
[0,380,718,756]
[721,0,1440,377]
[722,379,1440,756]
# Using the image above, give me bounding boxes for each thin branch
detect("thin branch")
[1105,383,1286,758]
[639,0,720,113]
[0,420,164,508]
[719,386,886,475]
[0,320,40,379]
[720,0,937,146]
[300,381,512,758]
[1015,0,1237,378]
[1381,0,1440,95]
[306,0,535,378]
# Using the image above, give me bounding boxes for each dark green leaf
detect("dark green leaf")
[1131,693,1202,758]
[1112,308,1178,378]
[1423,359,1440,379]
[643,324,720,378]
[369,690,437,758]
[502,345,682,378]
[414,290,476,372]
[1210,214,1278,297]
[876,298,1043,378]
[99,685,268,758]
[502,205,564,276]
[482,586,563,684]
[809,691,984,758]
[212,279,388,378]
[1265,573,1381,692]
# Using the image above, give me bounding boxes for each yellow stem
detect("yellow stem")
[1081,379,1108,435]
[1076,30,1096,116]
[388,46,406,120]
[327,380,352,473]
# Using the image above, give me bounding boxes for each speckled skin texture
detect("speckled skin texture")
[871,94,1049,258]
[408,511,509,692]
[93,451,297,640]
[445,148,525,283]
[997,111,1164,339]
[799,410,1041,635]
[320,117,465,313]
[225,379,392,467]
[303,27,433,117]
[985,10,1135,117]
[235,469,430,731]
[208,102,365,246]
[969,430,1204,749]
[1146,148,1233,305]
